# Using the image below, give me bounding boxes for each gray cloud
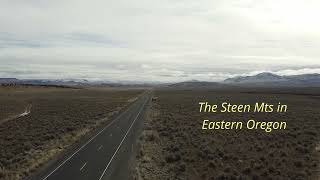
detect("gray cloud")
[0,31,123,48]
[0,0,320,82]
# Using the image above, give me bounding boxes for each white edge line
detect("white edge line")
[79,162,87,171]
[97,145,103,151]
[42,96,144,180]
[98,98,148,180]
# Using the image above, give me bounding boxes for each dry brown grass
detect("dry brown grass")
[0,86,143,180]
[133,103,173,180]
[134,88,320,180]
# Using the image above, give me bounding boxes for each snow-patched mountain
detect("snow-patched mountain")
[224,72,285,83]
[169,80,228,88]
[223,73,320,87]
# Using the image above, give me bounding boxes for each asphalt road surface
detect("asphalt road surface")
[36,91,151,180]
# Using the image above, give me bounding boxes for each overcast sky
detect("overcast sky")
[1,0,320,82]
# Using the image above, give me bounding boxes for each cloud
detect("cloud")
[274,68,320,76]
[62,32,123,46]
[0,31,123,48]
[0,0,320,82]
[0,33,49,48]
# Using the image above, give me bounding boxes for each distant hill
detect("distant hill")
[0,78,19,84]
[168,80,230,89]
[168,73,320,88]
[0,78,89,86]
[3,73,320,88]
[0,78,155,88]
[223,73,320,87]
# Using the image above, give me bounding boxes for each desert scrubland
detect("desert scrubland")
[0,86,142,180]
[134,88,320,180]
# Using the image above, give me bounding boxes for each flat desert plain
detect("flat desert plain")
[0,86,142,180]
[134,88,320,180]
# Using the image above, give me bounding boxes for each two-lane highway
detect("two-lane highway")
[36,91,151,180]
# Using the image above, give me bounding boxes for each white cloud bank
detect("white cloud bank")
[0,0,320,82]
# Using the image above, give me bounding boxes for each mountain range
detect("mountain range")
[1,72,320,87]
[169,73,320,88]
[0,78,89,86]
[223,72,320,87]
[0,78,154,87]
